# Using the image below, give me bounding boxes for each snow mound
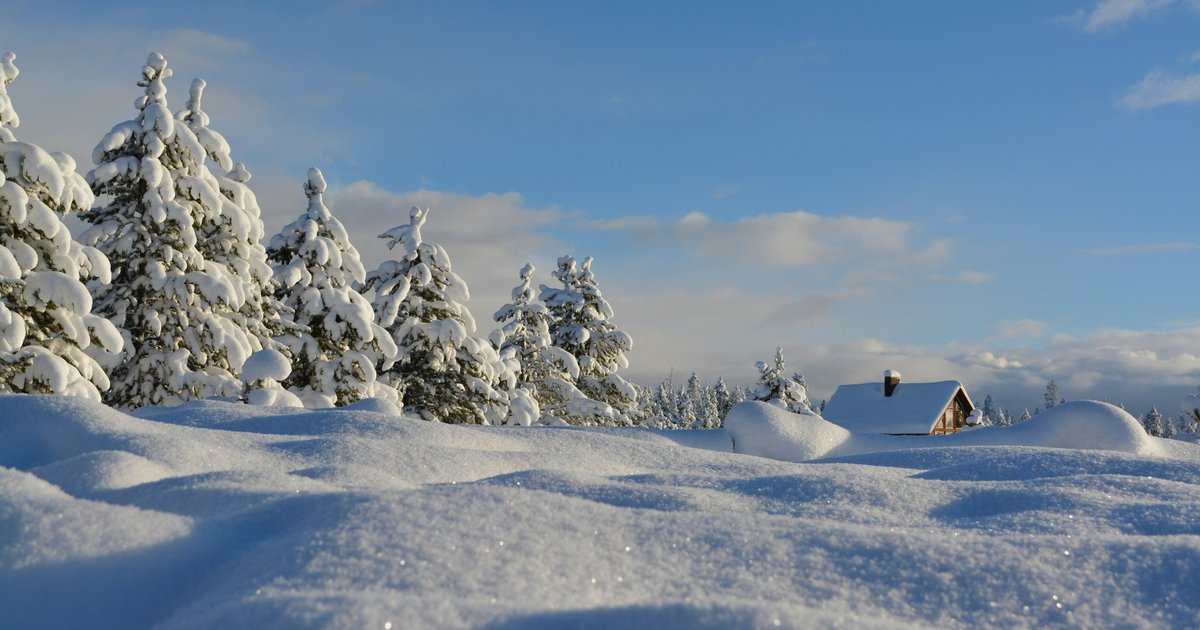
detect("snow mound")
[725,399,1166,463]
[30,449,176,494]
[725,401,851,461]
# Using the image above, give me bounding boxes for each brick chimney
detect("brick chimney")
[884,369,901,397]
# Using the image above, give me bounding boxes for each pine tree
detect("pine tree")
[491,263,594,423]
[176,78,287,349]
[713,377,734,423]
[79,53,255,408]
[1142,407,1163,437]
[268,168,396,407]
[980,394,999,426]
[1019,408,1032,423]
[0,52,122,399]
[753,347,811,413]
[1044,380,1062,410]
[362,205,512,423]
[539,255,638,424]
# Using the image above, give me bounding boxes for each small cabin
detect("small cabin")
[821,370,975,435]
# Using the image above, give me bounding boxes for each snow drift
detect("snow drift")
[3,394,1200,629]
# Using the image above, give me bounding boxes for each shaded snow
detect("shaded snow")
[3,394,1200,628]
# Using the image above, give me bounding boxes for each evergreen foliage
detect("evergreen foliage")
[79,53,254,408]
[363,206,512,423]
[1142,407,1163,437]
[0,52,122,399]
[539,255,638,424]
[753,347,811,413]
[176,78,288,349]
[1044,380,1063,410]
[267,168,396,407]
[492,263,598,424]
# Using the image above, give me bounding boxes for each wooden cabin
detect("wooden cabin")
[821,370,975,435]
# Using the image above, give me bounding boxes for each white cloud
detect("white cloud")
[712,183,740,199]
[1118,68,1200,110]
[667,210,951,274]
[955,270,994,285]
[995,319,1051,339]
[1060,0,1177,32]
[1086,241,1199,255]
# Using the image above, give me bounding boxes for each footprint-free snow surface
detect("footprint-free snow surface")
[3,395,1200,629]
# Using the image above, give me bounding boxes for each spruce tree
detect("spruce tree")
[362,205,512,423]
[176,78,287,350]
[80,52,254,408]
[1044,380,1062,410]
[1142,407,1163,437]
[491,263,594,424]
[0,52,122,399]
[753,347,811,413]
[539,255,638,424]
[713,377,733,422]
[980,394,999,426]
[267,168,396,407]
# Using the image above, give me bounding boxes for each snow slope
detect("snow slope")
[3,394,1200,628]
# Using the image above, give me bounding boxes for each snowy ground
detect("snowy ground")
[3,396,1200,629]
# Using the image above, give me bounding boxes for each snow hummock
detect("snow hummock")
[3,394,1200,628]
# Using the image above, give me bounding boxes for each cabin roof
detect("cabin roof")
[822,380,971,434]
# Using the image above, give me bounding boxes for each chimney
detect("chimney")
[884,369,901,397]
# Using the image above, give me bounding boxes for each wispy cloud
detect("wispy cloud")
[712,183,740,199]
[673,210,950,271]
[995,319,1051,339]
[1059,0,1178,33]
[1086,242,1199,255]
[955,270,994,285]
[1117,68,1200,110]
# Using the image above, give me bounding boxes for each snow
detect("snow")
[4,393,1200,628]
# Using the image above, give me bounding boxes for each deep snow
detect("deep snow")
[3,395,1200,628]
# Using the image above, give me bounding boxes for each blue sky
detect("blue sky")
[2,0,1198,413]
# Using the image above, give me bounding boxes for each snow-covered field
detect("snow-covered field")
[3,395,1200,629]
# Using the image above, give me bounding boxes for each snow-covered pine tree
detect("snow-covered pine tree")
[79,52,257,408]
[1142,407,1163,437]
[1019,408,1032,423]
[268,168,396,407]
[753,347,811,413]
[0,52,122,399]
[491,263,599,424]
[713,377,733,422]
[362,205,512,424]
[176,78,288,349]
[980,394,999,427]
[1044,380,1062,410]
[539,255,638,425]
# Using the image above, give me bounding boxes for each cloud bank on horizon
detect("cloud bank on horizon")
[0,1,1197,412]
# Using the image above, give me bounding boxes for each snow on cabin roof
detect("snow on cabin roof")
[822,380,968,435]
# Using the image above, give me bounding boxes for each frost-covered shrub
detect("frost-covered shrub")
[0,52,122,400]
[539,255,637,425]
[268,168,396,407]
[79,53,258,409]
[362,206,513,424]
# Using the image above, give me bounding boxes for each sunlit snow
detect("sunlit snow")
[3,394,1199,628]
